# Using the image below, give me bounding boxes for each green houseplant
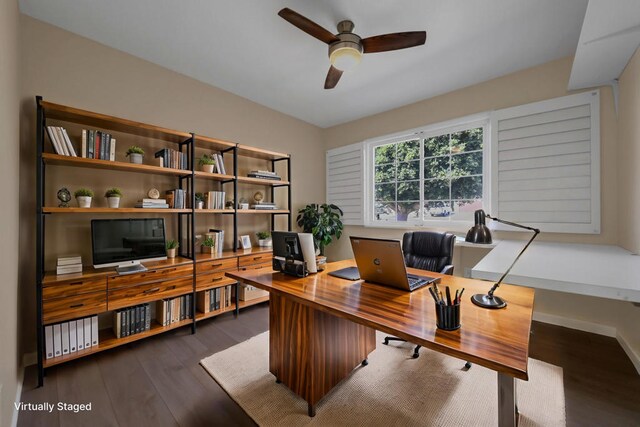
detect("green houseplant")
[195,192,205,209]
[198,154,217,173]
[166,239,179,258]
[74,188,94,208]
[256,231,272,248]
[125,146,144,164]
[104,187,122,208]
[296,203,344,256]
[201,236,215,254]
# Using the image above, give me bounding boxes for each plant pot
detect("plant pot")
[167,248,176,258]
[196,200,204,209]
[129,153,143,164]
[258,239,272,248]
[77,196,92,208]
[107,197,121,208]
[201,245,215,254]
[202,164,214,173]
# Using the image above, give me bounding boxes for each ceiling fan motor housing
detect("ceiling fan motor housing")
[329,21,363,71]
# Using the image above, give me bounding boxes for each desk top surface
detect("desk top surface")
[471,240,640,302]
[227,259,535,380]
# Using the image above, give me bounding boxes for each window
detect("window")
[369,117,488,226]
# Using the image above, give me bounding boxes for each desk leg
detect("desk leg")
[497,372,518,427]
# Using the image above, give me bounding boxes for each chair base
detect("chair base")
[383,336,421,358]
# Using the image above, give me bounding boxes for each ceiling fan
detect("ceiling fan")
[278,8,427,89]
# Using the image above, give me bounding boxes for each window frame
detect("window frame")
[363,113,491,230]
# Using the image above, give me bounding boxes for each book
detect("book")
[61,128,77,157]
[81,129,87,158]
[69,320,77,352]
[91,316,98,347]
[53,324,62,357]
[95,131,101,160]
[83,317,91,349]
[45,325,54,359]
[46,126,62,155]
[109,138,116,161]
[88,130,95,159]
[76,319,84,351]
[61,322,70,355]
[56,264,83,275]
[57,255,82,265]
[54,127,70,156]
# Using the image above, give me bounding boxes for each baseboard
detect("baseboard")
[616,331,640,375]
[11,365,24,427]
[533,311,617,337]
[22,352,36,367]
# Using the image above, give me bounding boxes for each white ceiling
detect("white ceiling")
[19,0,589,128]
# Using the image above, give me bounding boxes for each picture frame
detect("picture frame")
[240,235,252,250]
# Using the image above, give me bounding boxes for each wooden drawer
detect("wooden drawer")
[43,292,107,324]
[108,276,193,311]
[108,264,193,289]
[238,252,272,267]
[43,277,106,300]
[196,257,237,274]
[196,271,237,291]
[238,261,273,271]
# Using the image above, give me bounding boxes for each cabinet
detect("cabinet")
[35,97,291,385]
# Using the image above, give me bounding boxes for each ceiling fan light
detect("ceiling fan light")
[330,46,362,71]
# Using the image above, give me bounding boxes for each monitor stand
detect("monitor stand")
[116,263,148,275]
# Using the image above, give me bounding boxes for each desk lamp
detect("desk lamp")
[465,209,540,309]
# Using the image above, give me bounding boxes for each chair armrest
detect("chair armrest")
[440,265,454,276]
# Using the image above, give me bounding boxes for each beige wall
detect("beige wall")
[1,0,21,425]
[18,16,325,355]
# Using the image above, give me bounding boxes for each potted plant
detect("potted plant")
[195,192,205,209]
[166,239,179,258]
[256,231,272,247]
[198,154,217,173]
[104,187,123,208]
[201,236,215,254]
[74,188,94,208]
[296,203,344,256]
[125,146,144,164]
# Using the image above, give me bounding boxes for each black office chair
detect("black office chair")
[383,231,456,359]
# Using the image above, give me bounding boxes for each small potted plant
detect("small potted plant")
[126,146,144,164]
[198,154,216,173]
[195,192,205,209]
[166,239,179,258]
[74,188,94,208]
[201,236,215,254]
[256,231,272,247]
[104,187,123,208]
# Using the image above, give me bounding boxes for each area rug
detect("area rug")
[201,331,565,426]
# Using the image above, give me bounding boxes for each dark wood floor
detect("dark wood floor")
[19,304,640,427]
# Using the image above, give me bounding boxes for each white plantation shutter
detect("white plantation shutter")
[490,91,600,233]
[326,143,364,225]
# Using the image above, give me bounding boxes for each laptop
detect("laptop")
[329,236,440,291]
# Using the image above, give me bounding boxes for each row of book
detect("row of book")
[165,189,187,209]
[46,126,78,157]
[44,316,98,359]
[196,285,233,313]
[113,303,152,338]
[57,254,82,275]
[156,295,194,326]
[250,202,278,210]
[206,229,225,254]
[248,170,281,181]
[155,148,188,170]
[205,152,227,175]
[204,191,226,210]
[83,129,116,161]
[135,198,169,209]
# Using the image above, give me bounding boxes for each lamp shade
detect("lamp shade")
[465,209,492,244]
[330,46,362,71]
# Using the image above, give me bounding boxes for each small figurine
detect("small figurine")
[57,187,71,207]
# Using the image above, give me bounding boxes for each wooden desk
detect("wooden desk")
[227,260,535,426]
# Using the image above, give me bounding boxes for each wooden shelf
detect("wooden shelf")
[197,277,237,292]
[41,101,191,144]
[237,209,289,214]
[194,248,271,263]
[42,153,191,176]
[236,144,289,160]
[43,318,193,368]
[194,135,236,151]
[195,209,234,214]
[194,170,235,181]
[43,207,192,214]
[237,176,289,186]
[238,296,270,309]
[195,305,236,322]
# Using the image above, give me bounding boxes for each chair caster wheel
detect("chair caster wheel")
[464,362,472,370]
[412,352,419,359]
[383,338,389,345]
[275,379,281,383]
[361,359,368,366]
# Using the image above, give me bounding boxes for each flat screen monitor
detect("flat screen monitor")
[272,231,305,262]
[91,218,167,268]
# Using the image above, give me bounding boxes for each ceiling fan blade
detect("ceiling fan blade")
[362,31,427,53]
[324,66,343,89]
[278,8,339,45]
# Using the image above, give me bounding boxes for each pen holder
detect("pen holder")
[435,302,461,331]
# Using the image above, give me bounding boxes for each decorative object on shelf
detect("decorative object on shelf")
[147,188,160,199]
[195,192,205,209]
[201,236,216,254]
[316,255,327,271]
[248,170,281,181]
[296,203,344,256]
[74,188,94,208]
[253,191,264,203]
[225,199,235,210]
[57,187,71,208]
[198,154,217,173]
[240,235,252,250]
[256,231,272,248]
[125,146,144,164]
[104,187,123,208]
[166,239,179,258]
[239,197,249,210]
[465,209,540,309]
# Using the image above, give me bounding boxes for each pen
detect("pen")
[445,286,452,306]
[454,289,459,304]
[428,286,439,304]
[458,288,465,303]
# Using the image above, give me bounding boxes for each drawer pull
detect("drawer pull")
[69,303,84,308]
[211,277,223,282]
[143,287,160,294]
[240,267,247,271]
[69,281,84,286]
[253,257,262,260]
[210,263,223,268]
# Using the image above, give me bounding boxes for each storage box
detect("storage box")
[237,284,268,301]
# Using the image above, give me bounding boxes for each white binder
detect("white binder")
[83,318,92,349]
[44,325,54,359]
[69,320,77,353]
[61,322,70,355]
[53,324,62,357]
[91,316,99,347]
[76,320,84,351]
